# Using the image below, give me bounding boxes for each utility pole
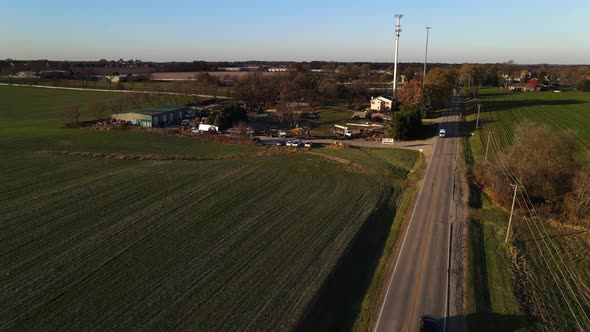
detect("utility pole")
[392,14,403,98]
[505,184,520,243]
[423,26,432,87]
[475,104,481,129]
[484,131,493,163]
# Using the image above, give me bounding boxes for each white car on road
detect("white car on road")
[439,129,446,138]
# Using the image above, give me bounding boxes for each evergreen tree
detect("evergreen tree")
[386,104,423,140]
[421,89,433,119]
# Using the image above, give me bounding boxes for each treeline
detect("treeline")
[385,67,453,140]
[207,104,248,130]
[4,59,590,92]
[232,67,377,111]
[4,58,588,84]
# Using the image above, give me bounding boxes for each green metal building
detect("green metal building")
[112,105,190,127]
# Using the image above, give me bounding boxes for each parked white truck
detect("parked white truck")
[334,125,353,138]
[196,124,220,133]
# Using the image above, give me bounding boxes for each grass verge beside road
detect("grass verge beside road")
[461,106,532,331]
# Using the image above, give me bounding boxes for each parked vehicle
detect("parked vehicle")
[286,141,293,147]
[278,130,287,137]
[334,125,353,138]
[191,126,199,133]
[181,119,191,126]
[276,141,286,146]
[419,315,439,332]
[292,140,302,147]
[198,124,219,133]
[304,141,312,148]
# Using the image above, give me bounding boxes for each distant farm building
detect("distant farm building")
[370,96,394,112]
[351,111,371,119]
[39,70,70,79]
[286,101,310,108]
[105,74,149,83]
[268,67,288,72]
[508,83,542,92]
[112,106,189,127]
[15,71,37,78]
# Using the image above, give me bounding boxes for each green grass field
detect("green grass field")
[0,78,234,97]
[473,88,590,150]
[308,108,354,137]
[0,86,419,330]
[463,89,590,331]
[462,113,530,330]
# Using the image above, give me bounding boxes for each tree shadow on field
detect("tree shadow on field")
[468,183,482,208]
[466,219,538,332]
[469,220,492,312]
[487,99,583,110]
[410,121,438,140]
[478,91,512,99]
[296,191,396,331]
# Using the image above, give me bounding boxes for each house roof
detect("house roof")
[124,105,187,116]
[374,95,394,102]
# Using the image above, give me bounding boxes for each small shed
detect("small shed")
[351,111,371,119]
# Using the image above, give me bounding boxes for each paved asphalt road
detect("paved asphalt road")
[374,96,461,332]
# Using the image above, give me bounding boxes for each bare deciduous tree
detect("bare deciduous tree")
[89,101,107,120]
[64,104,81,127]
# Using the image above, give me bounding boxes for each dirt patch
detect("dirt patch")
[39,147,296,162]
[308,152,368,174]
[83,125,263,147]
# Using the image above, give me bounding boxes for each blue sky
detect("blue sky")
[2,0,589,64]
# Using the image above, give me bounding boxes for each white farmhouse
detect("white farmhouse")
[370,96,394,112]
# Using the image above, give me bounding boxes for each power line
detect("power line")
[515,196,584,330]
[483,117,590,325]
[486,120,590,320]
[520,189,590,321]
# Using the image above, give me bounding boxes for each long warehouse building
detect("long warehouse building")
[112,105,189,127]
